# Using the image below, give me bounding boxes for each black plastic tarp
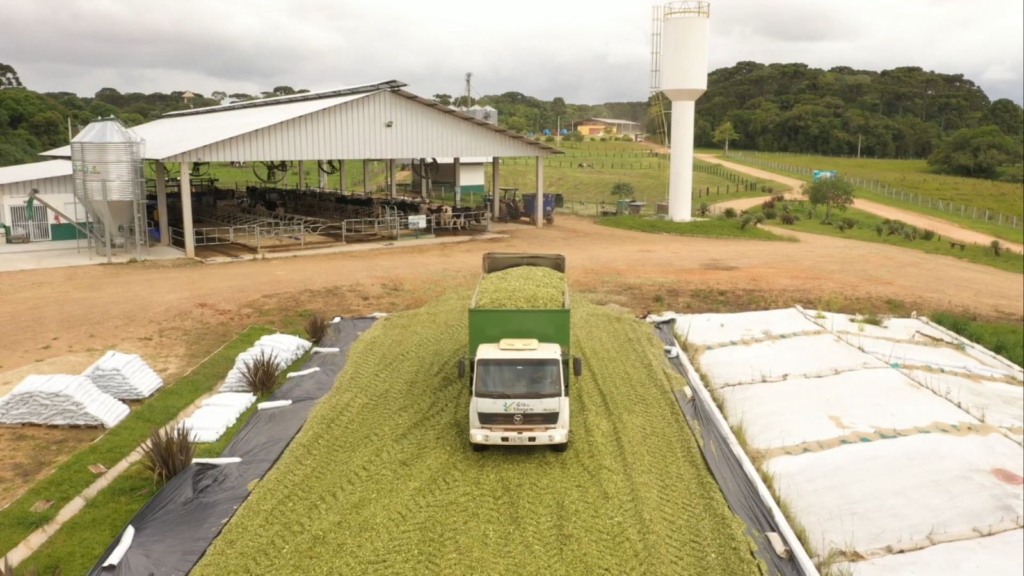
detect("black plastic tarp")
[653,320,807,576]
[89,318,375,576]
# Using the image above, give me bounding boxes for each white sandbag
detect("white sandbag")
[219,333,312,393]
[0,374,129,428]
[82,350,164,400]
[311,347,340,354]
[201,392,256,411]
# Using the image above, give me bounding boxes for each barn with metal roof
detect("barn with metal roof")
[37,80,561,258]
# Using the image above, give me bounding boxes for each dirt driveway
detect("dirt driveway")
[697,154,1024,253]
[1,214,1022,507]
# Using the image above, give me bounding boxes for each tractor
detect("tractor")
[496,187,557,225]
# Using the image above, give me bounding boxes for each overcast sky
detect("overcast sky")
[2,0,1021,105]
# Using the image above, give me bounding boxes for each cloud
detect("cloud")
[1,0,1020,104]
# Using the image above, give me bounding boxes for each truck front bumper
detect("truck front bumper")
[470,428,568,446]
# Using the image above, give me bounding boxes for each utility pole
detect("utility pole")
[464,72,472,108]
[857,134,862,159]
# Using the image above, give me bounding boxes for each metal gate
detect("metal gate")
[9,204,51,242]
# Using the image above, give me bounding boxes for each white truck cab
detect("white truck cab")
[467,339,570,452]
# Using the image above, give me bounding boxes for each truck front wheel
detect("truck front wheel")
[551,442,569,453]
[472,443,488,452]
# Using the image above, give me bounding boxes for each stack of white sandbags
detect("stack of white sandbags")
[82,351,164,400]
[179,392,256,443]
[0,375,130,428]
[219,333,312,393]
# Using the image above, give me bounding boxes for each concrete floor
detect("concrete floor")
[0,229,511,273]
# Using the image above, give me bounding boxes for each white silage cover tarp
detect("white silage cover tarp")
[719,370,980,450]
[844,528,1024,576]
[906,369,1024,433]
[0,374,130,428]
[662,308,822,347]
[697,333,887,387]
[765,433,1024,556]
[805,311,950,342]
[842,336,1014,377]
[82,350,164,400]
[220,333,312,393]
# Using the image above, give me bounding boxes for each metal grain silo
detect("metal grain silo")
[70,118,147,259]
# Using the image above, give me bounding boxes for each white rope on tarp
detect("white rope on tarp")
[257,400,293,410]
[311,347,341,354]
[286,367,320,379]
[102,524,135,567]
[192,457,242,465]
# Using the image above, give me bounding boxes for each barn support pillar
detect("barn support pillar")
[491,157,500,219]
[454,157,462,207]
[535,156,544,228]
[298,160,305,189]
[339,160,347,193]
[180,162,195,258]
[363,160,370,195]
[155,162,169,246]
[388,159,397,199]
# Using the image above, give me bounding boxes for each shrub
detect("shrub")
[740,214,754,230]
[773,194,785,203]
[921,229,936,241]
[142,425,196,484]
[835,221,848,232]
[242,351,280,396]
[762,199,776,210]
[723,207,738,219]
[610,181,635,200]
[841,217,858,229]
[755,214,766,225]
[304,311,330,345]
[763,208,777,220]
[875,224,884,237]
[544,135,556,142]
[991,240,1002,256]
[780,213,796,225]
[696,202,710,217]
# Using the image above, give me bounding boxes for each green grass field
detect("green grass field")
[724,151,1024,243]
[929,312,1024,368]
[173,142,787,215]
[597,214,791,242]
[192,293,764,576]
[743,201,1024,274]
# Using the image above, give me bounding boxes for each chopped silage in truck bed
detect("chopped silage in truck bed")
[474,265,565,309]
[191,292,764,575]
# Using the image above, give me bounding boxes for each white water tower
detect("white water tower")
[652,1,710,222]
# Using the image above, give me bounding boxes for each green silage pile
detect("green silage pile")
[192,293,764,576]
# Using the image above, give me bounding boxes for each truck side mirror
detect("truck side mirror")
[458,357,466,379]
[573,356,583,377]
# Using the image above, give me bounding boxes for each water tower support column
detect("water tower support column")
[669,100,695,221]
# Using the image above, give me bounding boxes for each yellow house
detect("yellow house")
[572,118,643,138]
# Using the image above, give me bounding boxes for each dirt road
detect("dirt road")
[1,214,1022,507]
[697,154,1024,253]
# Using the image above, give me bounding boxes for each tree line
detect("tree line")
[676,61,1023,177]
[1,61,1020,179]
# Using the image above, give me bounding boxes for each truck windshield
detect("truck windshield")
[475,359,561,399]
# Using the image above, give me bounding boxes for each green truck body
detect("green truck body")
[468,252,571,370]
[464,252,578,451]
